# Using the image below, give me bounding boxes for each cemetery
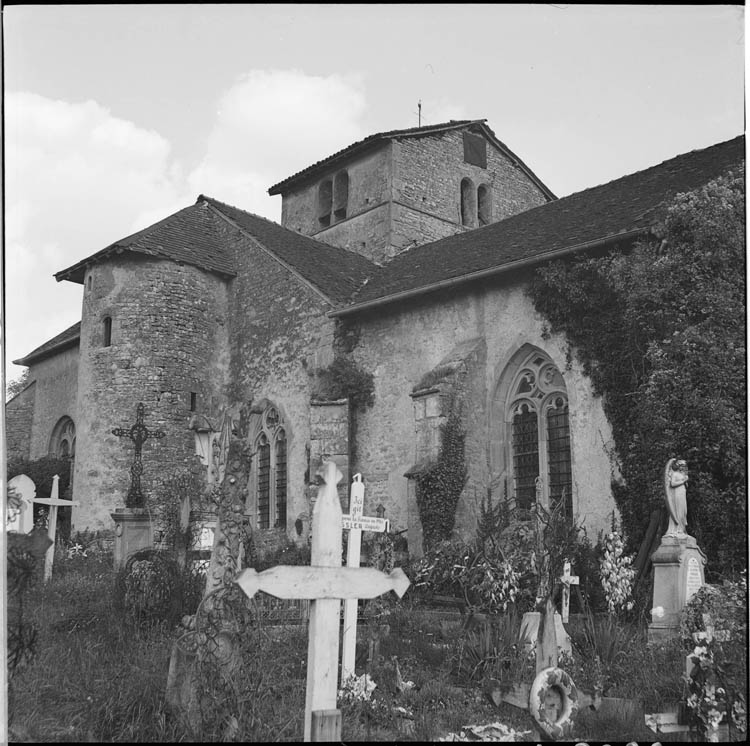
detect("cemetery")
[5,420,747,742]
[4,132,746,742]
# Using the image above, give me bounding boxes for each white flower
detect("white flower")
[651,606,665,619]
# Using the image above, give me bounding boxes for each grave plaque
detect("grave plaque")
[685,556,702,603]
[7,475,36,534]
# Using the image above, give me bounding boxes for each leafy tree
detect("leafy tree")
[6,368,30,402]
[530,170,745,579]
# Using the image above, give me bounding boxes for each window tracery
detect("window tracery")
[505,352,572,516]
[251,404,288,530]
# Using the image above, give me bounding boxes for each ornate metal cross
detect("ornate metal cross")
[113,402,165,508]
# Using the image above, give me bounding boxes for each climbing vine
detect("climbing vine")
[528,171,746,578]
[312,355,375,412]
[415,404,467,551]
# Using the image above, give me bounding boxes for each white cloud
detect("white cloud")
[6,71,438,381]
[4,91,185,378]
[185,69,368,218]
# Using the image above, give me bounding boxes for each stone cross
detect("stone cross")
[340,474,390,687]
[113,402,165,508]
[29,475,80,582]
[559,559,579,623]
[235,461,409,742]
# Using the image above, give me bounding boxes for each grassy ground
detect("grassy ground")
[6,551,735,742]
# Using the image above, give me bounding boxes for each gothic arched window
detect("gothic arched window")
[504,351,573,517]
[252,404,288,530]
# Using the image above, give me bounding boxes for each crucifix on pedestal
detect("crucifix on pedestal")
[113,402,165,507]
[235,461,409,742]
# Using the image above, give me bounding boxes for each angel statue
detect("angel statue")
[663,458,688,537]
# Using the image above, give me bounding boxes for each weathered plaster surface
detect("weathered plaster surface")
[350,275,617,550]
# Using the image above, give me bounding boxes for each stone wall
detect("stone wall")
[392,130,549,239]
[280,145,392,263]
[27,346,80,459]
[5,381,36,460]
[278,128,550,265]
[210,210,339,548]
[347,274,617,554]
[72,254,230,531]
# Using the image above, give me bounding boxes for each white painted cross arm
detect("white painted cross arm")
[32,498,80,507]
[236,565,410,601]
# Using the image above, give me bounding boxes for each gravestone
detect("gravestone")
[340,473,390,686]
[32,475,80,581]
[236,461,410,741]
[7,475,36,534]
[111,402,165,569]
[648,458,707,643]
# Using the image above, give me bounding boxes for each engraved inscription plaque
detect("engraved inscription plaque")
[685,556,703,603]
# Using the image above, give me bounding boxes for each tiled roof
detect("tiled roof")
[200,195,377,304]
[268,119,556,200]
[336,135,745,313]
[14,321,81,366]
[55,202,237,284]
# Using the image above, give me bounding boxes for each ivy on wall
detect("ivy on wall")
[312,356,375,412]
[528,171,746,579]
[415,402,468,551]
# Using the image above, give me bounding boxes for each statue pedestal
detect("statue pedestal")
[111,508,154,571]
[648,533,706,644]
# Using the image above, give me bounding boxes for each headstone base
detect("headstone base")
[648,533,706,644]
[111,508,154,571]
[519,611,572,657]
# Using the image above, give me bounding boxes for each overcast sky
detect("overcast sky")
[2,4,745,385]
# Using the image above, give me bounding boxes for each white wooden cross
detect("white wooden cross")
[23,475,80,582]
[340,473,390,687]
[559,559,579,624]
[235,461,409,742]
[8,473,80,582]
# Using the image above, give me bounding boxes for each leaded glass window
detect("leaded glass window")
[275,429,287,528]
[506,352,573,518]
[252,403,289,531]
[257,433,271,529]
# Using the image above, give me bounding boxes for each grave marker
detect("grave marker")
[31,475,80,582]
[113,402,165,508]
[559,560,579,623]
[235,461,409,742]
[7,475,36,534]
[340,474,390,687]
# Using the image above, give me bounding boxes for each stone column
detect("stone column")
[648,534,707,643]
[111,508,154,570]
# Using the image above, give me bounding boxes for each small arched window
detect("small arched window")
[252,404,288,530]
[460,178,476,227]
[103,316,112,347]
[333,170,349,222]
[478,184,492,226]
[49,416,76,489]
[318,179,333,227]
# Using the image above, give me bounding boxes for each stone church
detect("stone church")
[6,119,744,556]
